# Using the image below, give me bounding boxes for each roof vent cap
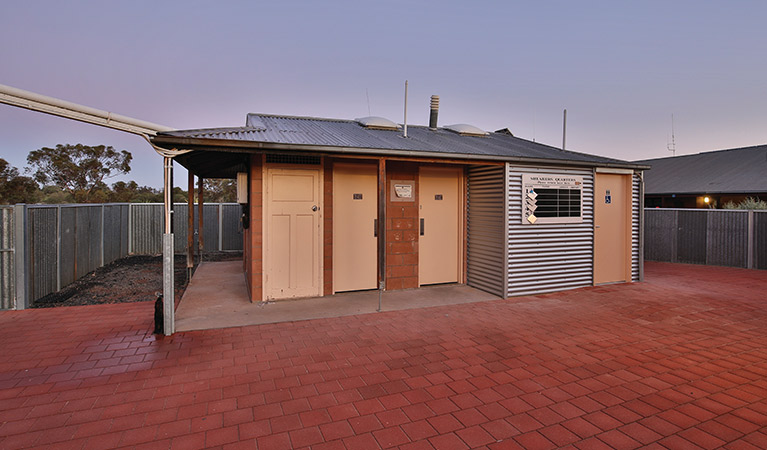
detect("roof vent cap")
[355,116,401,130]
[444,123,488,136]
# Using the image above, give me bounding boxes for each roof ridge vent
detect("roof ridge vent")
[355,116,401,130]
[444,123,488,137]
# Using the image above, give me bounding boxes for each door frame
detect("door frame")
[262,163,324,299]
[593,169,633,285]
[418,165,466,286]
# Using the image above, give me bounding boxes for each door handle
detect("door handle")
[312,205,319,211]
[374,219,377,237]
[420,218,424,236]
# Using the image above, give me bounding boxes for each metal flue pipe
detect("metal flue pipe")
[429,95,439,129]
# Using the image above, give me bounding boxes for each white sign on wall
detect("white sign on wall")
[521,174,583,224]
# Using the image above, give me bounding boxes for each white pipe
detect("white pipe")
[0,83,189,157]
[0,83,173,135]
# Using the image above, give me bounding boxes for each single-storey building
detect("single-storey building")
[152,105,648,301]
[636,145,767,208]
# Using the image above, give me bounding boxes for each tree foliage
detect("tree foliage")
[722,197,767,210]
[202,178,237,203]
[27,144,132,203]
[0,158,40,204]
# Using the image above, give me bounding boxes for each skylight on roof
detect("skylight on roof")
[444,123,488,136]
[355,116,401,130]
[245,114,267,130]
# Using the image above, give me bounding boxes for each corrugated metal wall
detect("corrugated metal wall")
[506,165,595,296]
[0,207,13,309]
[644,208,765,269]
[632,174,641,281]
[466,165,506,297]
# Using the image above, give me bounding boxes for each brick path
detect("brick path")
[1,262,766,449]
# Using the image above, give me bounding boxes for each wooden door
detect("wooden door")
[265,167,322,299]
[594,172,631,284]
[333,164,377,292]
[419,167,461,285]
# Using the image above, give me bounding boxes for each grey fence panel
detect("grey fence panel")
[75,206,102,279]
[27,207,58,301]
[645,208,766,270]
[644,209,676,262]
[172,204,190,253]
[221,204,244,251]
[135,203,241,254]
[676,210,707,264]
[60,207,76,288]
[0,207,14,309]
[706,211,748,267]
[130,204,163,254]
[103,204,128,265]
[756,212,767,270]
[203,205,220,251]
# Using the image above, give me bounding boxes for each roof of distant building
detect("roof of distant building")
[636,144,767,195]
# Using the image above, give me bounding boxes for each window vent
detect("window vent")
[265,154,321,165]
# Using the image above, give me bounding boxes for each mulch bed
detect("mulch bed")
[31,252,242,308]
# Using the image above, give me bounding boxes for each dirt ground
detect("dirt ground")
[31,252,242,308]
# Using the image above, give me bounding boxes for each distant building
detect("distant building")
[636,145,767,208]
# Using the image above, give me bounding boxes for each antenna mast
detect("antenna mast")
[667,114,676,156]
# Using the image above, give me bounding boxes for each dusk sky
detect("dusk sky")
[2,1,766,188]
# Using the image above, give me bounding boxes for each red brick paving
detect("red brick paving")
[1,262,767,449]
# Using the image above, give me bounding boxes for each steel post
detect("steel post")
[13,204,27,310]
[163,157,175,334]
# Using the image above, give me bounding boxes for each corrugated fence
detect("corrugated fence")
[0,207,14,310]
[644,208,767,269]
[0,203,243,309]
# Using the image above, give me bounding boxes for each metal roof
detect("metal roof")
[154,113,644,169]
[636,144,767,194]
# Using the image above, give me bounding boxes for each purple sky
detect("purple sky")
[2,1,766,188]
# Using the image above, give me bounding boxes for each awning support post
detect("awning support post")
[198,177,204,261]
[163,157,175,335]
[187,171,195,281]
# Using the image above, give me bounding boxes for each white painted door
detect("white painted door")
[265,167,322,299]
